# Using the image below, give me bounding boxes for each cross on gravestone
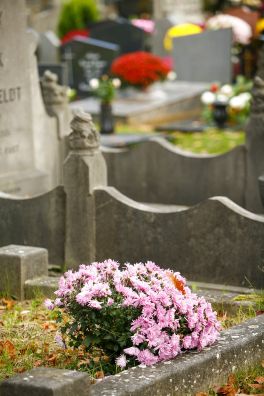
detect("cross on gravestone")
[61,37,119,97]
[0,0,48,195]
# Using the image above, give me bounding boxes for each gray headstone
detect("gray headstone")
[61,37,119,97]
[0,0,49,195]
[37,30,60,64]
[172,28,232,83]
[0,0,72,195]
[0,245,48,300]
[152,18,173,57]
[0,367,91,396]
[167,0,203,23]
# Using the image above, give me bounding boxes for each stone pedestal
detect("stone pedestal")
[0,367,91,396]
[0,245,48,300]
[64,110,107,269]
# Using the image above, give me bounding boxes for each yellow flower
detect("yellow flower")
[256,18,264,36]
[164,23,203,52]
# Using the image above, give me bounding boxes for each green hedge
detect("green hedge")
[57,0,99,39]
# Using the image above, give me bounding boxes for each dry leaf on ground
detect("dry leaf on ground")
[0,340,16,358]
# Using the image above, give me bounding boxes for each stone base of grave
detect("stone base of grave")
[0,245,48,300]
[0,367,91,396]
[0,169,49,197]
[25,275,60,299]
[70,81,209,125]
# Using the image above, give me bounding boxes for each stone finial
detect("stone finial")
[250,76,264,115]
[68,110,100,151]
[41,70,68,106]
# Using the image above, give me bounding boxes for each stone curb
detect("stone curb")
[0,315,263,396]
[90,314,264,396]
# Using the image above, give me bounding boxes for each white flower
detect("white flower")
[216,94,229,103]
[238,92,251,103]
[112,78,121,88]
[89,78,99,89]
[167,71,177,81]
[220,84,233,97]
[201,91,215,105]
[229,95,245,110]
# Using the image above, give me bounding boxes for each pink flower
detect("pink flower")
[44,299,54,310]
[138,349,159,365]
[116,354,127,368]
[107,298,114,306]
[124,347,140,357]
[55,333,66,349]
[50,260,220,370]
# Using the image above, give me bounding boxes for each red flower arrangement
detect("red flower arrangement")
[61,29,89,45]
[110,51,171,89]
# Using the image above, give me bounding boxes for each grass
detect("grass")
[114,122,245,155]
[196,361,264,395]
[168,129,245,154]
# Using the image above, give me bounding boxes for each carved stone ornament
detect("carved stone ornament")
[250,76,264,115]
[41,70,68,106]
[68,110,100,150]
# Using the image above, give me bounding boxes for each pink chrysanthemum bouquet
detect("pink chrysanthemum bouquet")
[45,260,220,372]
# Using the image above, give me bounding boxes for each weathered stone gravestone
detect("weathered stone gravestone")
[152,18,173,57]
[38,63,68,86]
[0,0,48,194]
[0,0,71,195]
[37,30,60,64]
[153,0,203,23]
[61,37,119,97]
[89,19,146,54]
[172,28,232,83]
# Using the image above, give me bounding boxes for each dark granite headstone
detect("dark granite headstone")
[61,37,119,97]
[38,63,68,85]
[89,19,146,54]
[172,28,232,83]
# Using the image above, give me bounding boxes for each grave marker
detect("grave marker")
[89,19,146,54]
[0,0,48,195]
[61,37,119,97]
[172,28,232,83]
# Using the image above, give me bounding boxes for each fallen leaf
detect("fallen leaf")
[255,376,264,384]
[2,299,15,310]
[217,385,236,395]
[95,371,104,379]
[166,272,186,294]
[14,367,26,373]
[249,383,264,390]
[0,340,16,358]
[34,360,43,367]
[42,322,57,331]
[195,393,208,396]
[77,359,91,368]
[46,354,57,365]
